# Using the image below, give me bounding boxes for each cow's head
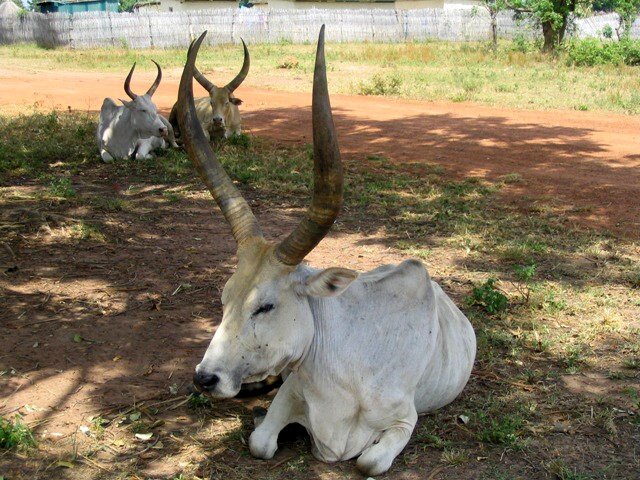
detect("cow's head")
[192,40,248,131]
[177,28,357,398]
[121,61,168,139]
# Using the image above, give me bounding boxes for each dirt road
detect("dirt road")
[1,66,638,238]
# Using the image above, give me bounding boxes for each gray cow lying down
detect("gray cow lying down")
[97,61,177,162]
[178,29,476,476]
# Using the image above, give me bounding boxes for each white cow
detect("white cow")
[97,61,177,162]
[177,29,476,476]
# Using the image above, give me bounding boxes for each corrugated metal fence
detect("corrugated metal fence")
[0,9,638,49]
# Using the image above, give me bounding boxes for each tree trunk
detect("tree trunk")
[491,13,498,50]
[558,13,569,44]
[542,21,556,52]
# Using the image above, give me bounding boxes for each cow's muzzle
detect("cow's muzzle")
[192,371,219,391]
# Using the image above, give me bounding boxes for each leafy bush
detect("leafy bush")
[0,415,36,450]
[565,38,640,66]
[357,73,402,96]
[468,278,508,314]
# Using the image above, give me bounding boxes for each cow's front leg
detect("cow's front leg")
[356,407,417,476]
[225,126,241,138]
[159,116,179,148]
[100,149,114,163]
[249,376,304,460]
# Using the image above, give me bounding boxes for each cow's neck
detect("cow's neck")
[113,107,142,145]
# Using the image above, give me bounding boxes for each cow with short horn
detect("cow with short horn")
[170,39,248,144]
[178,28,476,476]
[97,61,177,162]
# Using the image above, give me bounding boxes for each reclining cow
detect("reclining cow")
[97,61,177,162]
[169,40,249,144]
[178,29,476,476]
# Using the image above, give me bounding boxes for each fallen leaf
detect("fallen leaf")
[135,432,153,441]
[56,460,74,468]
[457,414,470,425]
[129,412,141,421]
[72,334,82,343]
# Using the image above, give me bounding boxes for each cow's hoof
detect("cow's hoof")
[249,429,278,459]
[356,448,394,477]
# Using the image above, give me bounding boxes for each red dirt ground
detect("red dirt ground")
[1,66,638,239]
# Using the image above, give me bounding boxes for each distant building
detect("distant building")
[35,0,119,14]
[138,0,479,12]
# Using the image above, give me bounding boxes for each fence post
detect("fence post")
[108,11,114,47]
[187,12,192,44]
[69,13,74,50]
[148,13,154,48]
[231,10,236,44]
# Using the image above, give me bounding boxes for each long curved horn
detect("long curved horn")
[177,31,262,247]
[274,25,343,266]
[193,66,215,93]
[124,62,137,100]
[225,39,250,93]
[146,59,162,97]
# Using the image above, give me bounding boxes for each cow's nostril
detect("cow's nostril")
[193,371,219,389]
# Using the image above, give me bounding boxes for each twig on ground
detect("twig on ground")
[426,464,446,480]
[269,453,297,469]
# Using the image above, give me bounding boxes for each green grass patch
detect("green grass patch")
[0,111,96,181]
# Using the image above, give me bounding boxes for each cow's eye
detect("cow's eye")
[252,304,275,317]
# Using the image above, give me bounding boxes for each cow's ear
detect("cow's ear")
[304,268,358,297]
[230,97,243,105]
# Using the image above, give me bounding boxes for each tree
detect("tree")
[510,0,588,52]
[481,0,510,49]
[613,0,640,38]
[118,0,136,12]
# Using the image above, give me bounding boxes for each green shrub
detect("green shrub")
[357,73,402,96]
[468,278,508,314]
[565,39,624,66]
[0,415,36,450]
[565,38,640,66]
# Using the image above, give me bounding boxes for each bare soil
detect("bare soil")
[1,65,639,480]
